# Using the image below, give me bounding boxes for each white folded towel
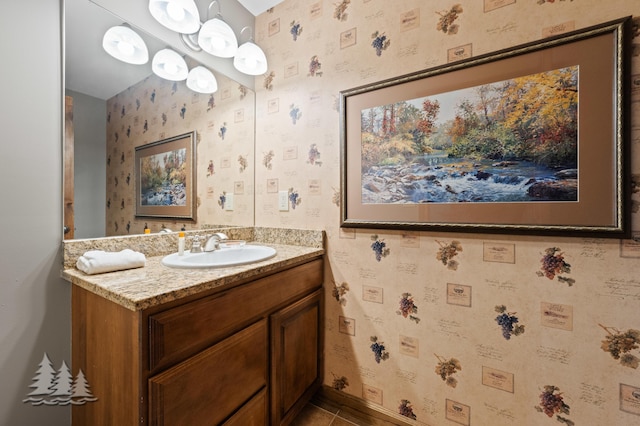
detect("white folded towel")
[76,249,146,275]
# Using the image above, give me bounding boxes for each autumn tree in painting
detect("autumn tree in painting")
[361,99,440,170]
[499,67,578,167]
[415,99,440,154]
[163,149,187,185]
[140,155,164,194]
[140,148,187,194]
[360,66,578,171]
[447,66,577,167]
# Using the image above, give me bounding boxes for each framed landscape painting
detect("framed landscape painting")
[135,131,196,220]
[340,17,630,236]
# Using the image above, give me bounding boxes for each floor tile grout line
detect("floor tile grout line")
[327,412,338,425]
[333,409,359,425]
[303,401,361,426]
[310,403,339,425]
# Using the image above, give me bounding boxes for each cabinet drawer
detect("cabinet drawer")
[148,319,268,426]
[148,259,322,371]
[223,388,268,426]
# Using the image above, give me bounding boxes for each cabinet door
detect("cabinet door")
[271,289,323,425]
[149,319,268,426]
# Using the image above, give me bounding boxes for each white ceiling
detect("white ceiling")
[65,0,283,100]
[237,0,283,16]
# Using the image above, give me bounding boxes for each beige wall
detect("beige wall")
[105,72,255,235]
[255,1,640,425]
[0,0,71,425]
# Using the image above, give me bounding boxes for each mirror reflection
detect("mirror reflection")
[64,0,255,240]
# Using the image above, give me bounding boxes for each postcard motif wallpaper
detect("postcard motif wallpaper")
[105,71,255,235]
[253,0,640,425]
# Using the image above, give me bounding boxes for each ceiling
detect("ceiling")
[237,0,283,16]
[65,0,283,100]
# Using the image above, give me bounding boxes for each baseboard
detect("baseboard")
[311,385,414,426]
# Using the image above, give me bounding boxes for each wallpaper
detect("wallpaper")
[105,69,255,235]
[253,0,640,425]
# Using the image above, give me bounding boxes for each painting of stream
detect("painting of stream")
[360,65,579,204]
[139,148,188,207]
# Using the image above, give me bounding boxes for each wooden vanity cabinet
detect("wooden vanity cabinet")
[271,289,323,425]
[72,257,323,426]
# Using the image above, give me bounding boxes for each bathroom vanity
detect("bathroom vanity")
[63,232,324,426]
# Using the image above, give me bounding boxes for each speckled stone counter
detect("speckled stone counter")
[62,228,324,311]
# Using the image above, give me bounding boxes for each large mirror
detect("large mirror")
[64,0,256,239]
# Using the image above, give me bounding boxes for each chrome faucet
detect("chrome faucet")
[203,233,229,252]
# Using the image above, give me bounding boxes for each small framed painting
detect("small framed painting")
[135,131,196,220]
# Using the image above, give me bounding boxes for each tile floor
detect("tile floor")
[291,399,405,426]
[291,402,360,426]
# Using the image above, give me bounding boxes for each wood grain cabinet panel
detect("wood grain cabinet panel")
[271,289,323,425]
[222,388,268,426]
[149,319,268,426]
[72,285,142,426]
[148,259,323,372]
[72,257,323,426]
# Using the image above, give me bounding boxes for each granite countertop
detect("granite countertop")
[62,228,325,311]
[63,242,324,311]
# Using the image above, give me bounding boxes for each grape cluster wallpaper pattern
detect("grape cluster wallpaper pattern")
[252,0,640,425]
[103,0,640,423]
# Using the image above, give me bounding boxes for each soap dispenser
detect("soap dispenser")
[178,232,185,255]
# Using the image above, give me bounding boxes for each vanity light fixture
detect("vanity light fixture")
[146,0,270,76]
[152,48,189,81]
[148,0,201,34]
[102,25,149,65]
[233,27,267,75]
[197,1,238,58]
[186,66,218,93]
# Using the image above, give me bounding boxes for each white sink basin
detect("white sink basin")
[162,245,277,269]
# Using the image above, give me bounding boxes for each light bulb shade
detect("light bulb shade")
[102,26,149,65]
[187,66,218,93]
[233,41,268,75]
[148,0,200,34]
[152,49,189,81]
[197,18,238,58]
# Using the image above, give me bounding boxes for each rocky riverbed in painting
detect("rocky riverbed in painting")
[361,157,577,204]
[141,182,187,206]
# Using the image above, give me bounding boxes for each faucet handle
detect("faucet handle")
[190,235,204,253]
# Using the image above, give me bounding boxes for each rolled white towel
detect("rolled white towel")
[76,249,146,275]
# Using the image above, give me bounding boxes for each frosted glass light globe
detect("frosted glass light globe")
[102,25,149,65]
[148,0,200,34]
[152,49,188,81]
[198,18,238,58]
[233,41,267,75]
[187,66,218,94]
